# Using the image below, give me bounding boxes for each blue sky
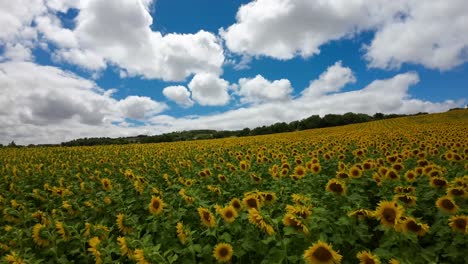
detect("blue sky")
[0,0,467,144]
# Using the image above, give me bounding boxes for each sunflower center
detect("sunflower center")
[433,179,446,186]
[224,210,233,218]
[219,247,229,257]
[232,201,241,209]
[406,221,421,232]
[398,196,412,204]
[330,183,343,193]
[152,200,160,209]
[312,246,332,261]
[454,218,466,230]
[382,208,396,223]
[246,198,258,208]
[450,189,463,196]
[441,199,455,210]
[203,212,211,221]
[363,256,376,264]
[265,194,273,202]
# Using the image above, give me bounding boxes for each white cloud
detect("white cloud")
[302,61,356,98]
[45,0,224,81]
[222,0,468,70]
[237,75,293,104]
[0,61,167,144]
[221,0,399,60]
[0,0,44,43]
[365,0,468,70]
[188,73,231,106]
[163,85,194,108]
[2,43,33,61]
[117,96,168,120]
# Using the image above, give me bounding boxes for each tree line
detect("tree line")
[58,111,428,147]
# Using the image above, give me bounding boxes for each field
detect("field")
[1,110,467,264]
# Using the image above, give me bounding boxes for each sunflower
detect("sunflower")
[388,258,401,264]
[280,168,290,177]
[430,177,448,188]
[293,165,307,179]
[148,196,165,215]
[291,193,311,205]
[262,192,276,204]
[248,208,275,235]
[337,171,349,180]
[326,179,346,195]
[176,222,188,245]
[55,221,68,241]
[117,236,131,256]
[88,237,102,264]
[230,198,243,211]
[374,201,404,228]
[133,249,150,264]
[32,223,50,247]
[446,187,466,197]
[448,215,467,234]
[397,217,429,236]
[404,170,417,182]
[219,206,238,223]
[303,240,342,264]
[392,163,404,172]
[197,207,216,228]
[243,194,261,210]
[100,178,112,191]
[349,166,362,178]
[436,196,459,214]
[116,213,133,234]
[310,163,321,174]
[378,167,388,177]
[286,204,312,219]
[239,160,250,172]
[5,251,24,264]
[394,195,417,206]
[212,243,233,263]
[283,213,309,234]
[357,250,380,264]
[348,209,374,220]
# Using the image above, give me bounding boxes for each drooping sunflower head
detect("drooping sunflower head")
[448,215,467,234]
[148,196,165,215]
[436,196,459,214]
[212,243,233,263]
[357,250,381,264]
[374,201,404,228]
[303,240,342,264]
[326,179,346,195]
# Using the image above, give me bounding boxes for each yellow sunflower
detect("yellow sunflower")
[197,207,216,228]
[148,196,165,215]
[212,243,233,263]
[436,196,459,214]
[374,201,404,228]
[32,223,49,247]
[219,206,238,223]
[394,194,417,207]
[357,250,380,264]
[349,166,362,178]
[100,178,112,191]
[325,179,346,195]
[303,240,342,264]
[397,217,429,236]
[243,194,261,210]
[230,198,243,211]
[448,215,467,234]
[293,165,307,179]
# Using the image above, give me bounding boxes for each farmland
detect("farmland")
[1,110,467,264]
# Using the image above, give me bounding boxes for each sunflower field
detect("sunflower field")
[1,110,467,264]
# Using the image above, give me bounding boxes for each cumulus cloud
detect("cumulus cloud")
[163,85,194,108]
[43,0,224,81]
[365,0,468,70]
[0,61,167,144]
[188,73,231,106]
[237,75,293,104]
[2,43,33,61]
[222,0,468,70]
[302,61,355,98]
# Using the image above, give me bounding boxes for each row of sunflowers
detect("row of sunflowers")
[1,109,467,263]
